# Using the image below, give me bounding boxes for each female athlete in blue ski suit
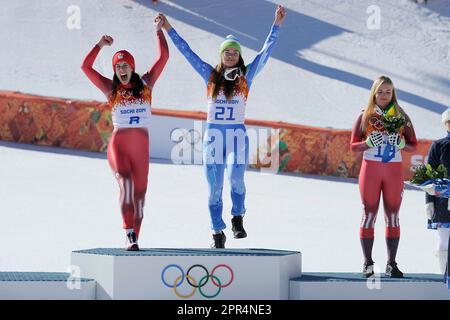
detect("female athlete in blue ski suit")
[160,6,286,247]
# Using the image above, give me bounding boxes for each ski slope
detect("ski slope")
[0,0,449,138]
[0,141,441,274]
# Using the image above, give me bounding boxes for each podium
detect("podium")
[3,249,449,300]
[290,272,450,300]
[0,272,95,300]
[71,248,302,300]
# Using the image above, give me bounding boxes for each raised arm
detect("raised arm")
[245,5,286,87]
[162,15,213,84]
[142,14,169,89]
[81,35,113,96]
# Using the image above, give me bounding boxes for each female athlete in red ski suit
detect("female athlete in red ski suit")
[350,76,417,277]
[81,15,169,250]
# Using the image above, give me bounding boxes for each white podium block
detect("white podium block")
[71,248,302,300]
[290,273,450,300]
[0,272,96,300]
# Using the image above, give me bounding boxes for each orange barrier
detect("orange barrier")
[0,91,111,152]
[0,91,432,179]
[251,125,432,180]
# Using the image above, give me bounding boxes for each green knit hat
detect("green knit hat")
[219,35,242,56]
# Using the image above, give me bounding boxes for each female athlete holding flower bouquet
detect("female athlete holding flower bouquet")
[350,76,417,278]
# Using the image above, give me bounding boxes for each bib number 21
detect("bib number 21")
[215,106,235,121]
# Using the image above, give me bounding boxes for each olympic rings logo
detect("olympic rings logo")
[161,264,234,299]
[369,116,385,131]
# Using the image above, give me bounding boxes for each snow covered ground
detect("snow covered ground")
[0,141,440,274]
[0,0,449,139]
[0,0,449,275]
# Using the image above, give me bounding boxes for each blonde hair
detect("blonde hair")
[361,76,404,132]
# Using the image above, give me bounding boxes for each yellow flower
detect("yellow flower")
[385,103,396,117]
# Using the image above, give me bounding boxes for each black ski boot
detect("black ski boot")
[126,231,139,251]
[212,232,226,249]
[231,215,247,239]
[362,260,375,278]
[385,262,404,278]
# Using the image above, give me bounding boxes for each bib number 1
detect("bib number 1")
[374,144,396,162]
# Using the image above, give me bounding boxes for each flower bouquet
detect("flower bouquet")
[381,103,406,134]
[405,163,450,197]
